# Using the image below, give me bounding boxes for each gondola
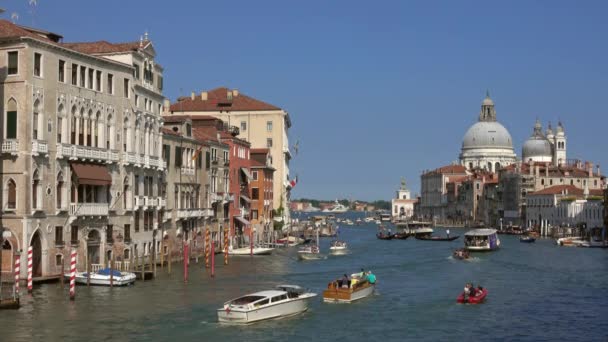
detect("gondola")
[519,236,536,243]
[415,235,459,241]
[393,233,410,240]
[376,233,394,240]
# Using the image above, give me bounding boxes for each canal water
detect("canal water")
[1,213,607,342]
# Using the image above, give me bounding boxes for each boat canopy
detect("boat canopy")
[465,228,497,236]
[96,268,123,277]
[276,285,305,293]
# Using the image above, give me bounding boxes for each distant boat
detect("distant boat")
[329,240,348,255]
[416,235,459,241]
[65,268,136,286]
[229,246,274,255]
[322,200,348,213]
[464,229,500,251]
[519,236,536,243]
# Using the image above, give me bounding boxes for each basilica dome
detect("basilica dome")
[462,121,513,150]
[522,120,553,163]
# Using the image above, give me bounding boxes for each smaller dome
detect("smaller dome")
[522,136,552,160]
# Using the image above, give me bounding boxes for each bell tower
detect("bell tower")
[553,121,567,166]
[479,90,497,122]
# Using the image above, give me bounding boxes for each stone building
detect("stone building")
[0,21,165,280]
[526,185,604,236]
[168,88,292,227]
[391,179,417,220]
[460,93,517,172]
[419,164,468,221]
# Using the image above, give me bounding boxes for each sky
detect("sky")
[4,0,608,201]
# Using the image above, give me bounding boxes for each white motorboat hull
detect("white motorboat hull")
[329,247,348,255]
[66,272,136,286]
[229,247,274,256]
[298,252,323,260]
[323,284,375,303]
[217,295,314,324]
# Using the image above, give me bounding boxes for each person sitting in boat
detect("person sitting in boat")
[469,284,477,297]
[340,274,350,288]
[366,271,376,284]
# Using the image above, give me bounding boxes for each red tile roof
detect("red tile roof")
[160,127,181,137]
[529,185,603,197]
[170,87,281,112]
[251,148,270,154]
[424,164,467,176]
[61,40,145,54]
[0,20,59,44]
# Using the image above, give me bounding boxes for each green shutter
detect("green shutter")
[6,111,17,139]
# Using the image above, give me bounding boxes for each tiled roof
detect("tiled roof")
[170,87,281,112]
[61,40,144,54]
[424,164,467,176]
[160,127,181,137]
[251,148,270,154]
[0,20,59,44]
[162,115,191,124]
[529,185,603,197]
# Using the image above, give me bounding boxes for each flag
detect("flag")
[288,175,298,189]
[191,145,203,161]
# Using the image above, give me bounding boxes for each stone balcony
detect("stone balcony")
[124,152,166,170]
[1,139,19,155]
[145,196,158,208]
[158,197,166,208]
[69,203,109,216]
[134,196,145,208]
[56,143,119,163]
[32,140,48,156]
[181,167,195,176]
[211,192,234,203]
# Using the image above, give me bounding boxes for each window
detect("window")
[252,171,258,181]
[55,226,63,245]
[107,74,114,94]
[205,151,210,170]
[266,138,273,148]
[266,121,273,131]
[34,53,42,77]
[175,146,182,167]
[106,225,113,243]
[71,63,78,85]
[79,65,87,88]
[134,211,140,232]
[71,226,78,245]
[252,210,258,220]
[124,224,131,242]
[55,254,63,266]
[88,68,93,89]
[58,60,65,82]
[186,124,192,137]
[6,101,17,139]
[8,51,18,75]
[96,70,102,91]
[241,121,247,131]
[158,75,163,90]
[124,78,130,98]
[133,63,140,79]
[163,144,171,166]
[252,188,259,200]
[7,179,16,209]
[135,95,139,108]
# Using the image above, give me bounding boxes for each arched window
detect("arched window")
[95,111,101,147]
[87,109,93,146]
[6,179,17,210]
[79,108,85,145]
[70,106,77,144]
[5,98,18,139]
[541,179,545,186]
[123,176,131,210]
[123,117,129,152]
[32,169,41,210]
[495,162,500,172]
[57,104,65,143]
[33,99,41,140]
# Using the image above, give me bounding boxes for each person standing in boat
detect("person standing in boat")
[446,229,450,238]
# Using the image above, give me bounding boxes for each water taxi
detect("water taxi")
[323,272,376,303]
[464,229,500,251]
[229,246,274,256]
[329,240,348,255]
[217,285,317,324]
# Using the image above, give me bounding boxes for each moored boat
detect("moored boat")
[376,232,394,240]
[457,288,488,304]
[555,237,585,247]
[416,235,459,241]
[217,285,317,324]
[276,236,304,247]
[464,228,500,251]
[393,232,410,240]
[229,246,274,255]
[519,236,536,243]
[65,268,136,286]
[323,272,376,303]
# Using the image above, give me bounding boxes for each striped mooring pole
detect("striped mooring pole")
[69,249,77,300]
[14,256,20,295]
[224,227,229,265]
[27,246,33,293]
[205,229,210,268]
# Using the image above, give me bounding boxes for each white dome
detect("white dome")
[462,121,513,150]
[522,137,552,160]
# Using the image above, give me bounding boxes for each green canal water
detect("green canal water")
[1,213,607,342]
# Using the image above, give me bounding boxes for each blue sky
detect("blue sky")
[5,0,608,201]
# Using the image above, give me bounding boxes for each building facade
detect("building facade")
[250,148,275,243]
[419,165,468,221]
[168,88,292,227]
[0,21,165,279]
[391,179,417,220]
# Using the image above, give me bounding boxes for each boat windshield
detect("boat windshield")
[464,235,488,247]
[230,295,266,305]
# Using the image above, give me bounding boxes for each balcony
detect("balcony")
[211,157,219,165]
[32,140,48,156]
[181,167,195,176]
[158,197,166,208]
[69,203,109,216]
[202,208,214,217]
[1,139,19,155]
[211,192,234,203]
[134,196,145,208]
[145,196,158,207]
[56,143,119,163]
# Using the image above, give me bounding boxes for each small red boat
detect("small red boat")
[457,288,488,304]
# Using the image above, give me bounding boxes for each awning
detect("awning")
[70,162,112,186]
[240,194,251,203]
[240,167,253,181]
[234,216,251,225]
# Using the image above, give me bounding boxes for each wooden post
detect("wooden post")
[129,247,133,272]
[60,256,65,288]
[87,259,91,287]
[183,242,189,283]
[205,228,210,268]
[141,253,145,281]
[153,244,157,278]
[211,241,215,277]
[135,251,139,275]
[168,243,172,274]
[160,240,164,269]
[110,253,114,287]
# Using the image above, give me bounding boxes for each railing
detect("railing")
[202,208,214,217]
[181,167,195,175]
[134,196,145,208]
[69,202,109,216]
[91,264,104,272]
[1,139,19,154]
[115,261,131,271]
[145,196,158,207]
[32,140,48,156]
[158,197,166,208]
[56,143,119,163]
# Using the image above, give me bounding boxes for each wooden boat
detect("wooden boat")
[452,248,470,260]
[376,233,394,240]
[457,288,488,304]
[393,233,410,240]
[416,235,459,241]
[519,236,536,243]
[323,274,376,303]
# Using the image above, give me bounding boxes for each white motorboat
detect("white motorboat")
[65,268,136,286]
[298,230,323,260]
[322,200,348,213]
[229,246,274,256]
[329,240,348,255]
[276,236,304,247]
[217,285,317,324]
[364,217,375,223]
[556,237,585,247]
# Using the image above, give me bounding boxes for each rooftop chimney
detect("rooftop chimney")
[191,91,195,100]
[597,164,601,177]
[163,99,170,112]
[201,91,208,101]
[588,162,594,177]
[232,89,239,97]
